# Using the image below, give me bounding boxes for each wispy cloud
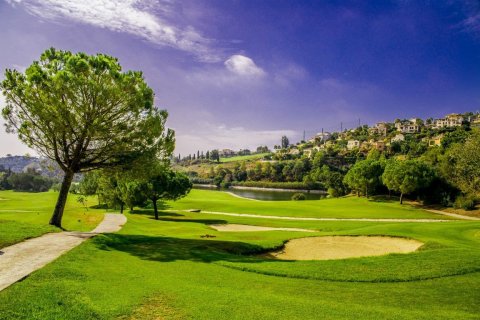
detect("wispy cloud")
[224,55,265,77]
[6,0,220,62]
[463,12,480,33]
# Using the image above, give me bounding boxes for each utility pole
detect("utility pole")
[340,122,343,132]
[358,118,361,127]
[303,130,305,142]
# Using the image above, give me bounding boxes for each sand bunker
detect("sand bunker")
[263,236,423,260]
[210,224,315,232]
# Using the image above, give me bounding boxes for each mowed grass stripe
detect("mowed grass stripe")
[167,189,453,220]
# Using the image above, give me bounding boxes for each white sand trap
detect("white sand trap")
[210,224,315,232]
[263,236,423,260]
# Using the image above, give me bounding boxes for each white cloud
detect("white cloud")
[174,123,297,155]
[463,12,480,33]
[224,55,265,77]
[6,0,220,62]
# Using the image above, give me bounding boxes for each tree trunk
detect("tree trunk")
[120,203,124,214]
[400,193,404,204]
[153,198,158,220]
[49,170,75,228]
[365,186,368,198]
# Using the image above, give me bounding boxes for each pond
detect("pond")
[194,185,324,201]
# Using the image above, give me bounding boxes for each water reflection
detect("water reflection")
[194,185,323,201]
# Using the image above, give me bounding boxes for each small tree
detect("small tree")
[281,136,289,149]
[210,149,220,163]
[1,48,174,228]
[382,159,434,204]
[144,168,192,219]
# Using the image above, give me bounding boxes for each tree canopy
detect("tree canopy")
[1,48,174,227]
[343,159,384,197]
[447,131,480,197]
[382,159,434,204]
[144,167,192,220]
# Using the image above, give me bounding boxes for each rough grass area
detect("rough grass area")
[167,189,452,220]
[219,153,270,163]
[0,190,105,248]
[0,189,478,319]
[0,220,57,248]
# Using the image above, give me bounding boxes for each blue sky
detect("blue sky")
[1,0,480,156]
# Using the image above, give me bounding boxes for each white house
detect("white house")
[395,119,421,133]
[433,114,464,129]
[391,134,405,143]
[347,140,360,150]
[368,122,388,136]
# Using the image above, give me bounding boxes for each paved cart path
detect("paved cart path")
[425,209,480,221]
[0,213,127,292]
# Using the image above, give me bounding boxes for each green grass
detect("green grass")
[167,189,452,220]
[220,152,270,163]
[0,189,479,319]
[0,190,106,248]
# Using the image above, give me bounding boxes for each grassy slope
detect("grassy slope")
[167,189,452,220]
[0,190,479,319]
[0,191,105,248]
[219,153,270,163]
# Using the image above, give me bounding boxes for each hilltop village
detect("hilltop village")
[289,112,479,156]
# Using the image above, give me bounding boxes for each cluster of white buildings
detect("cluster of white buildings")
[297,113,479,153]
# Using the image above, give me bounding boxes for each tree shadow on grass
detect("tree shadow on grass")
[153,217,228,225]
[93,234,276,263]
[367,195,401,203]
[130,209,228,225]
[130,209,181,217]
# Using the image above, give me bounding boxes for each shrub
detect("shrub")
[453,195,476,210]
[291,193,306,201]
[328,187,342,198]
[7,171,53,192]
[220,181,232,189]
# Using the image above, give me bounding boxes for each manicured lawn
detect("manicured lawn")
[0,189,478,319]
[167,189,452,220]
[0,190,106,248]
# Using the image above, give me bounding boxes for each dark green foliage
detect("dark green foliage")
[441,128,470,149]
[281,135,289,149]
[446,131,480,197]
[144,168,192,219]
[0,168,13,190]
[7,170,53,192]
[343,159,384,197]
[382,159,435,204]
[291,193,306,200]
[210,150,220,162]
[453,195,476,210]
[79,172,99,196]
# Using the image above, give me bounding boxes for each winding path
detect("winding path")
[425,209,480,221]
[0,213,126,292]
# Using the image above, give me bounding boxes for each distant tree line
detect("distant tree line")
[0,166,53,192]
